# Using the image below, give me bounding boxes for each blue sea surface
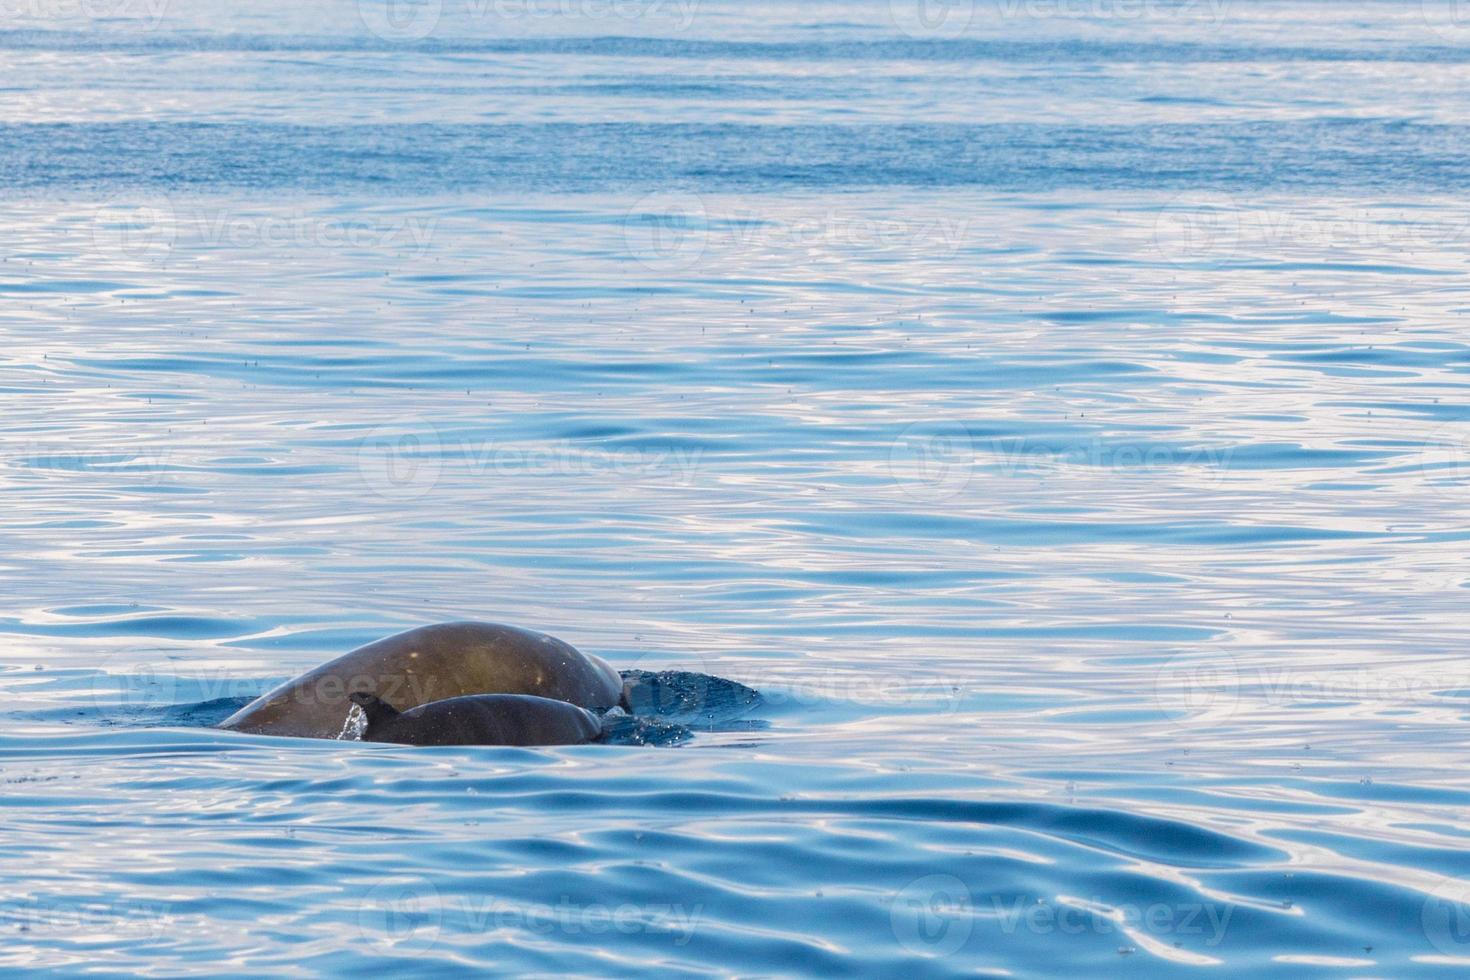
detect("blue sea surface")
[4,0,1470,975]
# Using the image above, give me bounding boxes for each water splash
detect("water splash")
[336,703,366,742]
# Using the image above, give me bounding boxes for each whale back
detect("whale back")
[218,622,623,739]
[363,694,603,747]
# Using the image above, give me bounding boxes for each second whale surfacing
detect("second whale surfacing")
[218,621,625,741]
[348,691,603,747]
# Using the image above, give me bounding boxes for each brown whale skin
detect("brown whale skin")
[217,622,623,740]
[351,692,603,747]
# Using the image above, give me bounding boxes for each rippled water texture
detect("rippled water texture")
[4,1,1470,975]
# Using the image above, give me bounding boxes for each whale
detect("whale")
[348,691,603,747]
[218,622,624,740]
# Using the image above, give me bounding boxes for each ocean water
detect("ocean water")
[4,0,1470,974]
